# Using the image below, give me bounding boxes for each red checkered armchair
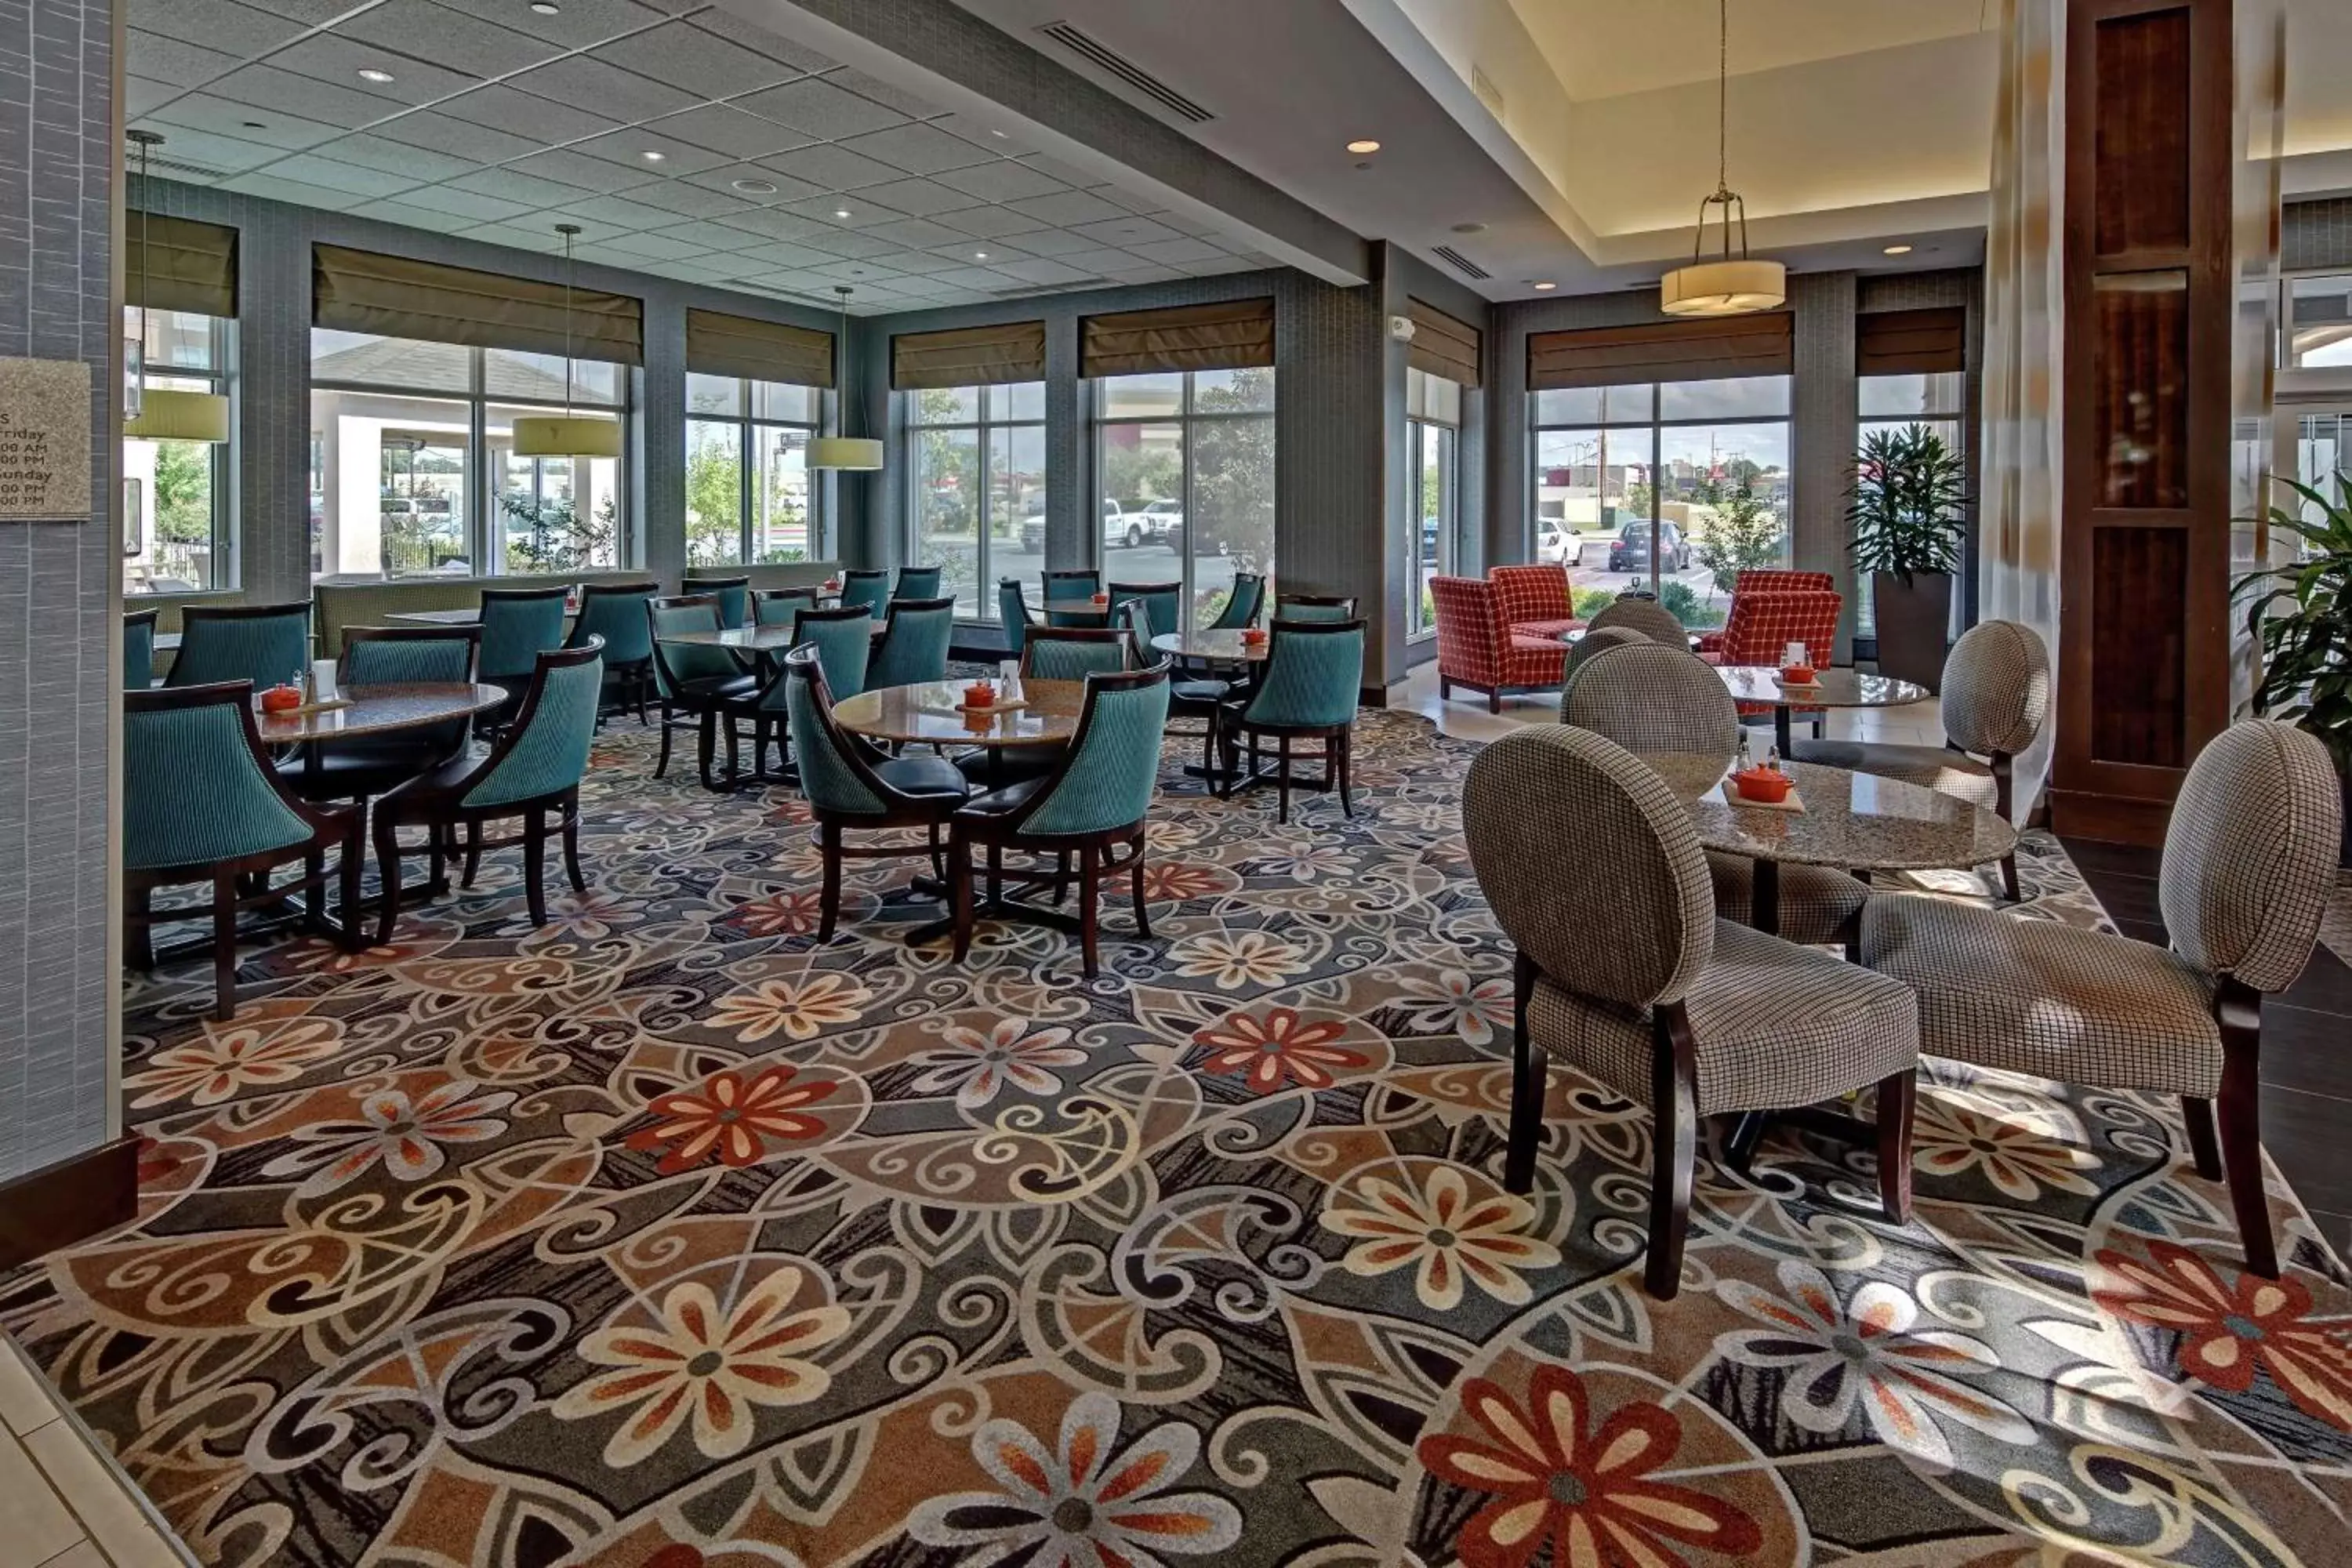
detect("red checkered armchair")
[1430,575,1568,712]
[1693,568,1835,655]
[1702,586,1842,725]
[1489,564,1584,641]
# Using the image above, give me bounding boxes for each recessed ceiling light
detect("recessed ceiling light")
[357,67,395,83]
[1882,243,1914,255]
[530,1,560,11]
[639,150,665,162]
[974,250,989,260]
[1532,281,1557,291]
[732,178,778,194]
[241,120,266,129]
[989,128,1008,138]
[1346,139,1381,154]
[833,207,851,219]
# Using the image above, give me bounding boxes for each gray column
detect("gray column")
[637,293,686,586]
[1789,270,1860,659]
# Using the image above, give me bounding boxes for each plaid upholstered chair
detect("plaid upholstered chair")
[1465,725,1920,1299]
[167,602,311,691]
[1693,568,1835,656]
[1793,619,2049,900]
[1585,595,1690,645]
[1560,641,1871,950]
[564,582,659,724]
[476,586,570,735]
[1209,572,1266,629]
[1863,720,2340,1279]
[869,597,956,688]
[1490,564,1582,641]
[646,594,758,787]
[1700,586,1842,735]
[1225,616,1364,824]
[123,608,159,688]
[1428,575,1568,712]
[840,569,892,616]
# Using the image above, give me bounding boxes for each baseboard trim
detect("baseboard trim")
[0,1137,140,1272]
[2047,789,2172,848]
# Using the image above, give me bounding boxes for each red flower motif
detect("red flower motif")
[1141,861,1233,904]
[2093,1240,2352,1430]
[1418,1365,1762,1568]
[622,1065,838,1174]
[1195,1007,1368,1092]
[730,890,824,938]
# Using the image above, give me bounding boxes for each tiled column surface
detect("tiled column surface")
[0,1334,194,1566]
[0,0,119,1184]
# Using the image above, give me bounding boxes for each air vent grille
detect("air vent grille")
[989,278,1109,298]
[133,152,226,180]
[1472,66,1506,122]
[1432,245,1491,281]
[1037,21,1214,123]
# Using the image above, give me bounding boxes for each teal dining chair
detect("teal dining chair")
[869,597,955,689]
[564,581,659,724]
[477,586,571,734]
[1043,568,1102,626]
[166,602,311,691]
[1275,593,1359,623]
[948,664,1172,978]
[695,575,752,628]
[840,569,891,616]
[125,681,365,1018]
[371,640,606,942]
[647,594,757,786]
[1021,627,1131,681]
[1119,597,1232,781]
[754,586,818,626]
[894,565,943,601]
[123,608,159,688]
[1226,616,1364,823]
[278,625,481,805]
[1208,572,1266,630]
[1109,581,1181,647]
[997,578,1034,658]
[728,604,873,785]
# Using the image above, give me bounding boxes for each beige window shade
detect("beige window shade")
[1407,297,1480,384]
[312,244,644,365]
[687,308,833,387]
[1080,297,1275,378]
[1856,306,1967,376]
[1526,312,1792,390]
[126,213,238,318]
[890,320,1047,390]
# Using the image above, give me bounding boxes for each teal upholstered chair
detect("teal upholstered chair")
[949,664,1171,978]
[565,581,659,723]
[1043,568,1102,626]
[1109,581,1181,646]
[782,644,974,938]
[869,596,955,688]
[1021,627,1131,681]
[754,586,818,626]
[125,682,365,1018]
[1119,597,1232,780]
[1208,572,1266,630]
[1276,593,1359,623]
[727,605,873,786]
[840,568,891,616]
[895,564,943,601]
[997,578,1034,658]
[371,641,606,942]
[124,609,159,688]
[278,626,481,804]
[647,594,757,786]
[697,575,752,628]
[477,586,570,733]
[1227,616,1364,823]
[167,602,311,691]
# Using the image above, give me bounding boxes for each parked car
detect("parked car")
[1608,520,1687,574]
[1138,498,1184,545]
[1102,498,1138,548]
[1019,503,1047,555]
[1536,526,1576,565]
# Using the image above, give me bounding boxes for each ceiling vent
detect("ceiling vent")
[1432,245,1491,281]
[1037,21,1214,123]
[989,278,1110,298]
[1472,66,1506,122]
[131,150,226,181]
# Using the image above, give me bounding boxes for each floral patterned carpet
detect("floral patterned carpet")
[4,710,2349,1567]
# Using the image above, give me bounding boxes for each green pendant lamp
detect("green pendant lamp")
[123,129,230,443]
[806,285,882,470]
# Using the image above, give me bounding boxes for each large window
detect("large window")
[1532,375,1791,629]
[1855,370,1967,635]
[686,374,823,568]
[2285,273,2352,369]
[124,307,233,595]
[1094,368,1274,630]
[1407,368,1460,639]
[308,331,626,580]
[908,382,1044,619]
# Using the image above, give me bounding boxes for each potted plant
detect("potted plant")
[2234,474,2352,866]
[1846,423,1967,690]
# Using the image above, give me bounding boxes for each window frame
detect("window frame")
[1091,367,1276,634]
[684,374,829,568]
[123,307,236,596]
[905,381,1046,623]
[1854,370,1969,637]
[1406,366,1461,641]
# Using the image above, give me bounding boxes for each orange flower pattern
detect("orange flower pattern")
[622,1065,838,1173]
[2094,1240,2352,1430]
[1193,1007,1367,1091]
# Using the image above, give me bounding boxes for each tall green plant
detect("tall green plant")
[2234,474,2352,771]
[1847,423,1966,583]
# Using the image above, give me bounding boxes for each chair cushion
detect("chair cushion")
[1788,739,1999,811]
[675,673,758,703]
[1529,918,1918,1116]
[1704,851,1871,948]
[1510,617,1584,640]
[873,754,972,800]
[957,775,1051,819]
[1172,678,1231,703]
[1860,892,2220,1096]
[1508,632,1569,655]
[955,746,1060,787]
[276,745,449,800]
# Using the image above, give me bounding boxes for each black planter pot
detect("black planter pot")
[1872,570,1953,691]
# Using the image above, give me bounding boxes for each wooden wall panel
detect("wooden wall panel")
[2089,526,2189,768]
[2092,8,2194,255]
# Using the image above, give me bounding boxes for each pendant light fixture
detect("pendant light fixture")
[512,223,622,459]
[123,129,230,443]
[1659,0,1786,318]
[806,285,883,471]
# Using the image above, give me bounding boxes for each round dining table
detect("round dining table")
[1712,666,1930,756]
[1150,629,1268,666]
[1042,597,1112,626]
[658,620,887,656]
[833,677,1085,750]
[260,681,509,749]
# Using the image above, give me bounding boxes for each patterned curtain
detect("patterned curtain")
[1979,0,2066,817]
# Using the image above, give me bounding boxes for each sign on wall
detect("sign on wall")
[0,358,93,521]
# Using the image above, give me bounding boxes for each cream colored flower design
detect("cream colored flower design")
[1396,969,1513,1047]
[912,1018,1087,1109]
[260,1079,514,1197]
[1913,1098,2100,1201]
[1170,931,1310,990]
[705,972,872,1043]
[125,1018,340,1109]
[1323,1165,1561,1311]
[554,1271,848,1468]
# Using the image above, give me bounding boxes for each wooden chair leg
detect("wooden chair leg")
[818,821,842,941]
[1488,691,1501,715]
[303,848,327,935]
[949,833,975,960]
[1129,837,1152,938]
[1998,853,2021,903]
[2216,987,2277,1277]
[1875,1069,1916,1223]
[655,704,676,777]
[696,711,719,790]
[1644,1007,1698,1301]
[2182,1095,2223,1181]
[1503,953,1545,1195]
[1335,730,1355,818]
[339,824,365,952]
[1054,850,1069,906]
[372,809,405,946]
[523,807,548,927]
[463,822,482,888]
[125,884,154,971]
[1077,844,1101,978]
[1276,736,1292,824]
[987,843,1003,906]
[561,802,588,896]
[210,869,238,1022]
[927,821,946,882]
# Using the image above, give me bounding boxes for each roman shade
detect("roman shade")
[687,307,833,387]
[1080,298,1275,378]
[890,320,1047,390]
[126,213,238,318]
[312,244,644,365]
[1407,297,1480,384]
[1857,306,1967,376]
[1526,312,1793,390]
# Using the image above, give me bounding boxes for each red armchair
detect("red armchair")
[1490,564,1584,641]
[1693,568,1835,655]
[1701,587,1842,724]
[1430,575,1568,712]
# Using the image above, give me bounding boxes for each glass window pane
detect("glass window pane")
[125,433,217,594]
[1658,423,1788,626]
[484,347,619,406]
[994,380,1045,422]
[310,389,473,578]
[1859,371,1965,419]
[912,386,981,424]
[1190,411,1272,630]
[126,307,216,372]
[984,424,1046,622]
[1534,383,1653,426]
[2287,273,2352,368]
[684,417,745,566]
[488,404,619,572]
[1658,374,1791,420]
[1409,419,1456,638]
[1192,365,1273,414]
[753,379,820,423]
[1100,419,1182,553]
[1100,372,1182,419]
[687,372,743,416]
[754,424,813,563]
[310,329,471,394]
[1406,367,1462,425]
[915,424,982,616]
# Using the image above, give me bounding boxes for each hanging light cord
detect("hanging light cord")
[557,223,579,422]
[1716,0,1729,199]
[132,131,152,405]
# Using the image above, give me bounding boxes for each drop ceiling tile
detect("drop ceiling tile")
[241,0,363,18]
[264,152,426,199]
[126,78,180,118]
[128,0,301,57]
[989,256,1102,286]
[643,257,739,282]
[645,220,769,252]
[625,178,756,219]
[928,264,1023,291]
[1069,215,1182,248]
[574,240,682,270]
[459,220,572,252]
[1114,265,1183,284]
[389,183,535,221]
[710,205,838,243]
[267,34,482,107]
[317,132,478,182]
[1121,236,1229,266]
[550,194,690,231]
[817,67,943,120]
[593,20,803,98]
[864,249,963,276]
[930,205,1045,240]
[859,216,971,250]
[510,56,696,123]
[835,122,997,177]
[988,227,1096,257]
[448,167,597,207]
[1004,189,1128,228]
[129,125,282,174]
[502,147,659,194]
[437,83,620,144]
[347,198,492,233]
[336,2,563,79]
[1084,183,1166,217]
[930,114,1032,155]
[685,10,838,71]
[1152,209,1233,238]
[206,64,406,128]
[1018,154,1103,188]
[679,162,826,204]
[847,177,989,218]
[927,238,1030,266]
[1095,249,1173,276]
[799,258,902,284]
[794,229,902,261]
[732,78,907,141]
[641,105,809,161]
[1052,245,1153,274]
[151,93,343,149]
[751,143,904,194]
[1181,254,1262,277]
[372,110,542,164]
[125,31,240,89]
[570,129,731,179]
[218,169,372,209]
[775,194,897,230]
[728,241,844,271]
[467,0,669,50]
[931,160,1067,204]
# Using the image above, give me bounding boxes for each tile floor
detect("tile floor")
[0,1338,191,1568]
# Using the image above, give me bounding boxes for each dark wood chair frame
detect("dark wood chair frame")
[165,601,314,688]
[1276,593,1359,618]
[373,641,605,944]
[125,607,161,688]
[645,593,752,790]
[727,604,877,786]
[125,682,366,1020]
[947,665,1168,979]
[475,585,572,738]
[1115,600,1225,779]
[2182,976,2277,1278]
[1221,616,1363,824]
[567,581,660,725]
